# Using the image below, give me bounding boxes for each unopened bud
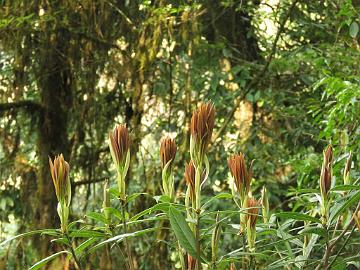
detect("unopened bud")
[261,186,269,223]
[228,153,253,202]
[109,124,130,200]
[49,154,71,232]
[211,212,221,263]
[102,180,111,222]
[343,152,352,186]
[246,197,259,252]
[190,102,215,164]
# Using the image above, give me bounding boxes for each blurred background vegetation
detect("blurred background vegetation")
[0,0,359,269]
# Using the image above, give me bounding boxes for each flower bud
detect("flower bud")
[320,145,333,201]
[229,262,236,270]
[228,153,253,201]
[109,124,130,200]
[354,211,360,231]
[211,213,221,263]
[160,136,177,169]
[187,255,196,270]
[109,124,130,171]
[261,186,269,223]
[160,137,177,200]
[246,197,259,252]
[343,152,352,186]
[102,180,111,222]
[190,102,215,164]
[185,161,196,202]
[49,154,71,232]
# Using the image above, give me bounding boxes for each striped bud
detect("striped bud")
[49,154,71,206]
[185,161,196,201]
[190,102,215,163]
[228,153,253,201]
[160,136,177,169]
[102,180,111,222]
[246,197,259,252]
[320,145,333,201]
[261,186,269,223]
[343,152,352,186]
[49,154,71,232]
[109,124,130,171]
[211,213,221,263]
[109,124,130,200]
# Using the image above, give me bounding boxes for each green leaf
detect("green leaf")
[103,207,123,221]
[275,212,321,223]
[349,22,359,38]
[86,212,108,224]
[29,251,69,270]
[0,229,60,247]
[130,203,170,221]
[331,185,360,192]
[299,227,327,237]
[127,193,147,204]
[168,206,198,259]
[330,190,360,223]
[75,238,98,257]
[86,228,157,254]
[69,230,107,238]
[331,257,346,270]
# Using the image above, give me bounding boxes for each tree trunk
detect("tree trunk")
[35,26,73,258]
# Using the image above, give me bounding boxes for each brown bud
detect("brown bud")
[354,211,360,231]
[109,124,130,170]
[246,197,259,229]
[343,152,352,185]
[185,161,196,199]
[49,154,71,206]
[229,262,236,270]
[190,102,215,155]
[320,145,333,199]
[187,255,196,270]
[228,153,252,198]
[160,136,177,168]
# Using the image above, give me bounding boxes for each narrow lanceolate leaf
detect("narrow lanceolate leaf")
[29,251,69,270]
[75,237,98,257]
[0,229,60,247]
[69,230,107,238]
[86,228,157,254]
[330,190,360,223]
[86,212,108,224]
[299,227,327,237]
[275,212,321,223]
[168,206,198,259]
[331,185,360,192]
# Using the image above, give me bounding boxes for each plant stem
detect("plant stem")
[242,233,247,269]
[121,199,135,270]
[65,233,82,270]
[316,202,360,270]
[328,225,356,269]
[194,163,202,270]
[195,209,201,270]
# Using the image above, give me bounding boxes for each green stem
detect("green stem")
[194,164,202,270]
[65,233,82,270]
[242,233,247,269]
[178,241,186,270]
[195,210,201,270]
[121,199,135,270]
